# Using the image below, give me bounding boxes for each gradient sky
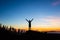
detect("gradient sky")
[0,0,60,31]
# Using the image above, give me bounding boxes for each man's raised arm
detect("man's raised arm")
[31,18,33,22]
[26,19,28,22]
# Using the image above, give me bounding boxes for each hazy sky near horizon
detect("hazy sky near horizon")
[0,0,60,28]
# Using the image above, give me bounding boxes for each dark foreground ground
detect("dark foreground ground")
[0,29,60,40]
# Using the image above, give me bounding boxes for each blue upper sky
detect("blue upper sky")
[0,0,60,28]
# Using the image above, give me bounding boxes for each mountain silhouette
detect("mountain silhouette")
[0,24,60,40]
[0,28,60,40]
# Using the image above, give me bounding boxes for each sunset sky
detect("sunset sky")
[0,0,60,31]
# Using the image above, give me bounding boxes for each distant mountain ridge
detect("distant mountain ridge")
[0,27,60,40]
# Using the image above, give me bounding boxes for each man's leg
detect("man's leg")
[29,27,31,30]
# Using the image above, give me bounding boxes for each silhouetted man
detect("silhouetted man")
[26,19,33,30]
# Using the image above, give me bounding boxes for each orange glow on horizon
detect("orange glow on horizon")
[6,25,60,32]
[13,26,60,32]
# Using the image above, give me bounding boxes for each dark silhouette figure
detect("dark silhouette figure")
[26,18,33,30]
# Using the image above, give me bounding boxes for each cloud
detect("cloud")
[52,0,60,6]
[41,16,60,26]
